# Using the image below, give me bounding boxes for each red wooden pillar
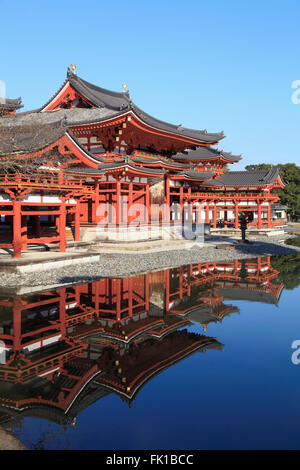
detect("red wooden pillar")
[145,179,150,224]
[59,197,66,252]
[205,202,210,224]
[74,200,81,242]
[12,199,22,258]
[116,181,121,226]
[165,175,170,223]
[257,200,262,230]
[213,202,217,229]
[92,180,100,224]
[224,208,228,227]
[180,186,184,221]
[128,180,133,225]
[188,187,193,223]
[267,203,271,229]
[234,200,239,230]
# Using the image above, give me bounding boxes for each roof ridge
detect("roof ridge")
[40,77,69,112]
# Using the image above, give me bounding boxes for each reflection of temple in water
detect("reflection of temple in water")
[0,257,283,427]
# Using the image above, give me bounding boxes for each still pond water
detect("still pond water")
[0,253,299,450]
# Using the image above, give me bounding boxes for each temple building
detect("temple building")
[0,68,286,257]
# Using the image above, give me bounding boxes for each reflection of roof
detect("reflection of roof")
[199,169,283,187]
[97,331,223,400]
[188,305,240,324]
[216,287,282,304]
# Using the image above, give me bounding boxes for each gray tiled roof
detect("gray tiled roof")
[200,169,282,187]
[174,170,215,180]
[0,121,66,155]
[172,147,241,162]
[42,69,225,144]
[0,119,101,161]
[0,107,120,128]
[0,97,23,111]
[131,157,190,168]
[65,162,165,176]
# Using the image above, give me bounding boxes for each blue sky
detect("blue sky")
[1,0,299,169]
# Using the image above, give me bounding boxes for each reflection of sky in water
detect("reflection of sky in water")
[4,254,300,450]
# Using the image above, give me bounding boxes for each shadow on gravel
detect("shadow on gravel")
[58,275,103,284]
[233,241,298,256]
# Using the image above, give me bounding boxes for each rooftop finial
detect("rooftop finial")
[122,82,128,93]
[70,63,77,74]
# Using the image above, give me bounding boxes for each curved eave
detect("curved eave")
[70,109,222,148]
[97,337,219,401]
[99,163,165,177]
[171,171,215,182]
[67,70,225,143]
[66,163,165,178]
[131,157,190,170]
[0,130,102,169]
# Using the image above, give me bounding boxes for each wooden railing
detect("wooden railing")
[0,173,94,192]
[190,191,278,200]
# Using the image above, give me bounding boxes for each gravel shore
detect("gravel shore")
[0,235,299,290]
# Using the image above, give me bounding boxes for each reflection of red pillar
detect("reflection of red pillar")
[128,278,133,317]
[13,298,22,352]
[94,281,100,317]
[164,270,170,313]
[116,279,121,321]
[13,199,22,258]
[59,288,66,338]
[145,274,149,311]
[257,257,261,273]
